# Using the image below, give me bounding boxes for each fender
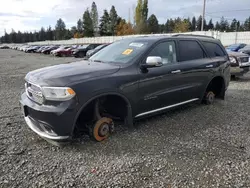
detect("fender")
[72,91,134,134]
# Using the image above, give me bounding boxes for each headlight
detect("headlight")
[42,87,76,101]
[229,57,237,64]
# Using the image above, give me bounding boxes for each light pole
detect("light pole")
[201,0,206,31]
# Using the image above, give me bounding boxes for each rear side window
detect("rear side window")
[202,41,226,57]
[178,40,205,62]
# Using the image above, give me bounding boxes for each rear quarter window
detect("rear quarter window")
[178,40,205,62]
[202,41,226,57]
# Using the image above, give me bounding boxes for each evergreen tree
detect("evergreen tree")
[243,17,250,31]
[99,9,111,36]
[215,21,220,31]
[220,17,229,31]
[71,26,77,36]
[28,32,34,42]
[90,2,99,35]
[83,9,94,37]
[191,16,196,31]
[64,29,73,39]
[17,31,23,43]
[165,19,175,33]
[207,19,214,30]
[9,29,17,43]
[159,24,165,33]
[109,6,118,36]
[55,18,66,40]
[230,19,238,31]
[186,18,192,31]
[46,26,54,40]
[39,27,46,41]
[147,14,159,33]
[77,19,83,34]
[196,16,202,31]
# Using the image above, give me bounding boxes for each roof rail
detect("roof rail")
[172,34,214,39]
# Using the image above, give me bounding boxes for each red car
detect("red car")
[54,47,75,57]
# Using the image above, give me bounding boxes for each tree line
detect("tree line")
[1,0,250,43]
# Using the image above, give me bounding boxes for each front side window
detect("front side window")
[148,41,177,64]
[179,40,205,62]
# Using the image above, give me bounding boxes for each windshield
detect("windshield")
[89,39,148,64]
[227,44,240,49]
[94,45,105,50]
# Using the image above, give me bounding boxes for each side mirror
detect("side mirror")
[141,56,163,69]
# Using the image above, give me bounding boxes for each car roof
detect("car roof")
[121,34,219,43]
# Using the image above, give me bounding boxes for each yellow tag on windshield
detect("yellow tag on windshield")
[122,49,133,55]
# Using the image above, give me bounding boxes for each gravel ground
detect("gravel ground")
[1,49,250,187]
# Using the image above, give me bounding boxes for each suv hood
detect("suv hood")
[25,60,120,86]
[228,51,249,57]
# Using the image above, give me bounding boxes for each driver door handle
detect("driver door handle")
[171,70,181,74]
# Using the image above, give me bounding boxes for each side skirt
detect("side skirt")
[135,98,200,118]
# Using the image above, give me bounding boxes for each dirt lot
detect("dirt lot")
[1,49,250,187]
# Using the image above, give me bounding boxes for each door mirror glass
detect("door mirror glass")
[142,56,163,69]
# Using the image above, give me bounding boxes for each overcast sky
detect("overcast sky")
[0,0,250,36]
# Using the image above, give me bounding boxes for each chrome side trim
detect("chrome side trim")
[24,117,69,140]
[135,98,199,118]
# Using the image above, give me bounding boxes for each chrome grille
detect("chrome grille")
[240,57,249,63]
[25,82,44,104]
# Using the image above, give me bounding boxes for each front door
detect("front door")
[137,41,185,116]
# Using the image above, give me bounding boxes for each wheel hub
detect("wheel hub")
[98,123,110,137]
[92,117,114,142]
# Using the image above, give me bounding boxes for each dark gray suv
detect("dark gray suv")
[20,34,230,144]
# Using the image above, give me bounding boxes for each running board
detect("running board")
[135,98,199,118]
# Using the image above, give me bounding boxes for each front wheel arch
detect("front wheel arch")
[71,92,133,136]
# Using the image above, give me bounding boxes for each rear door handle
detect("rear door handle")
[206,65,213,68]
[171,70,181,74]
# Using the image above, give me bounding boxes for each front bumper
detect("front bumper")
[20,93,78,141]
[23,116,69,140]
[230,66,250,76]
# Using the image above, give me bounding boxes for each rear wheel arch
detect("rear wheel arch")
[203,76,226,100]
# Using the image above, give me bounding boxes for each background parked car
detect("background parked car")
[228,51,250,77]
[0,45,9,49]
[238,44,250,55]
[42,46,59,54]
[54,47,75,57]
[72,44,102,58]
[51,46,70,55]
[86,44,110,58]
[36,46,49,53]
[226,43,246,52]
[26,46,40,53]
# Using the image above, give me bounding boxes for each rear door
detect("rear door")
[175,39,215,101]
